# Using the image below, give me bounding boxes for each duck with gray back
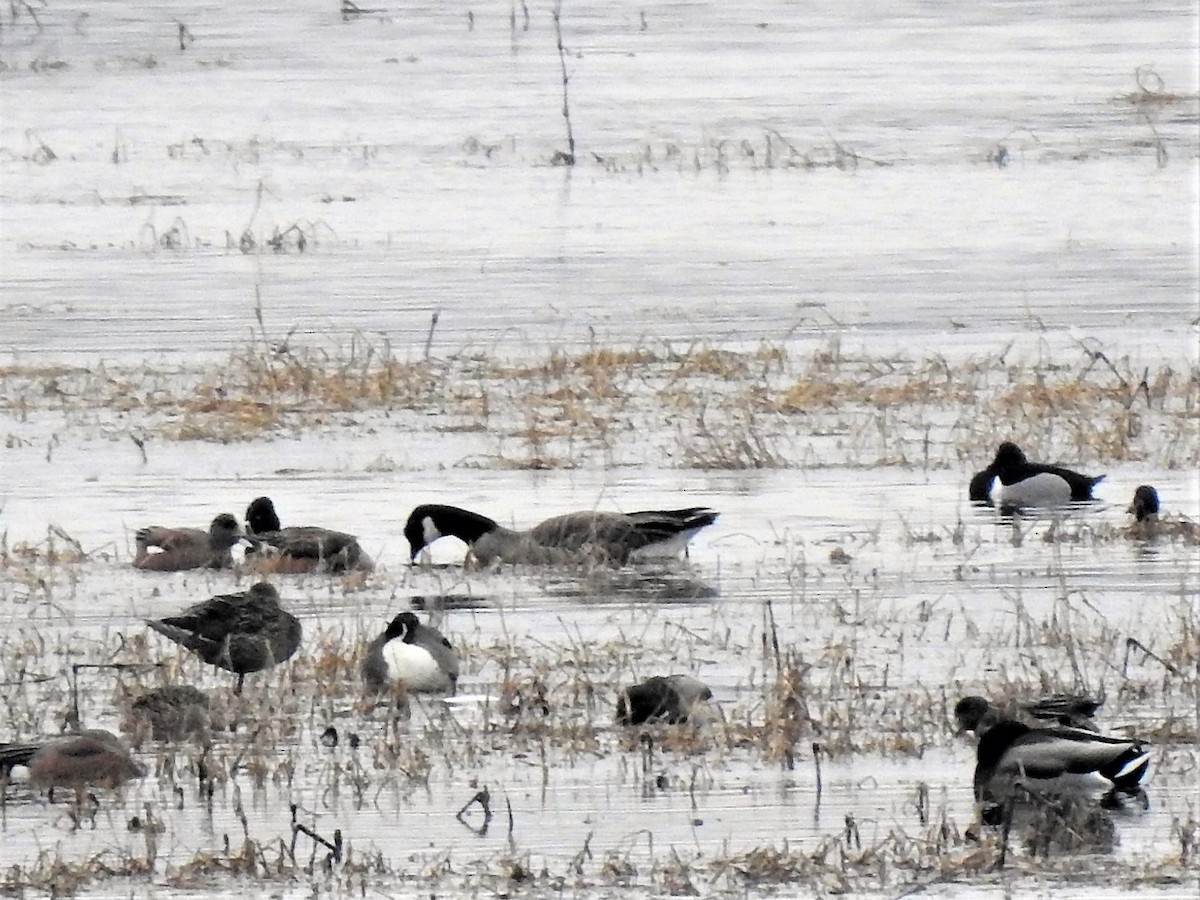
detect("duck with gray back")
[361,612,458,694]
[405,503,719,566]
[245,496,374,574]
[146,582,302,694]
[980,441,1104,510]
[954,696,1148,811]
[133,513,244,571]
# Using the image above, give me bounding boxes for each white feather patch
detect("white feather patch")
[422,516,442,545]
[381,641,452,692]
[630,530,696,559]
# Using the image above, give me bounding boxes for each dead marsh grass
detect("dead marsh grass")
[0,566,1196,896]
[1,336,1195,476]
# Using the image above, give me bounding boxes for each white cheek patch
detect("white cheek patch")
[422,516,442,545]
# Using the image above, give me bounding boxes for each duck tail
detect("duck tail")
[146,619,214,656]
[1100,743,1150,790]
[630,508,720,529]
[0,742,40,773]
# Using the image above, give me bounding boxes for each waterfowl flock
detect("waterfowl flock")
[0,442,1179,839]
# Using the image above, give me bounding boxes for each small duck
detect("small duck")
[244,496,374,574]
[0,730,145,793]
[124,685,212,743]
[133,513,244,571]
[146,582,302,694]
[968,469,995,505]
[1128,485,1160,523]
[405,504,719,566]
[361,612,458,694]
[616,675,713,725]
[955,693,1103,733]
[979,442,1104,509]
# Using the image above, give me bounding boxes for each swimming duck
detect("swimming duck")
[616,675,713,725]
[0,730,145,793]
[968,469,995,505]
[146,582,302,694]
[244,496,373,574]
[955,693,1103,733]
[1128,485,1160,523]
[133,513,244,571]
[405,504,719,566]
[979,442,1104,509]
[971,718,1149,809]
[361,612,458,694]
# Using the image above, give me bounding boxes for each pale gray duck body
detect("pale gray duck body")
[972,719,1149,809]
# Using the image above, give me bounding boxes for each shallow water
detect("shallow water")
[1,0,1199,897]
[1,1,1198,362]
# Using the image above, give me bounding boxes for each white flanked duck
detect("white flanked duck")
[404,504,719,566]
[977,441,1104,509]
[361,612,458,695]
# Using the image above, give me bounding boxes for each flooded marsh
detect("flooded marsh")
[2,0,1199,898]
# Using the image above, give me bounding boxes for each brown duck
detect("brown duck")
[146,582,302,693]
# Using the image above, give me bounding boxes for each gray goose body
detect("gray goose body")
[361,612,458,694]
[146,582,302,693]
[133,513,244,571]
[405,504,719,566]
[245,496,373,574]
